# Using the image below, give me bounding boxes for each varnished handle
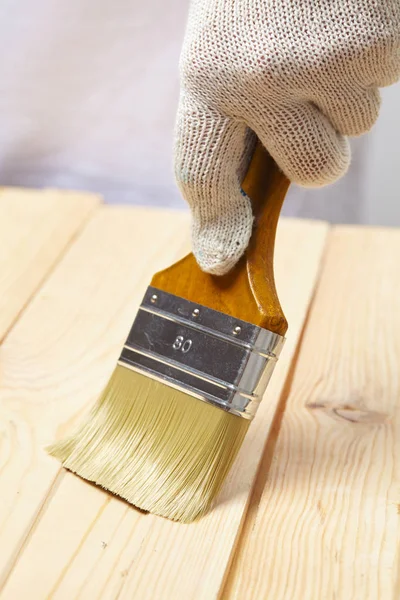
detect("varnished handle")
[152,143,290,335]
[242,143,290,334]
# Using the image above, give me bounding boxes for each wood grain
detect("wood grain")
[153,145,290,335]
[0,187,100,342]
[0,206,190,592]
[0,212,328,599]
[224,226,400,600]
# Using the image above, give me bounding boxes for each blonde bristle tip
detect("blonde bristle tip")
[47,365,249,523]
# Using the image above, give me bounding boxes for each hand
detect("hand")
[174,0,400,274]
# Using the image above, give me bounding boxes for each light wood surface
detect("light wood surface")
[0,187,100,343]
[0,202,327,599]
[0,205,190,590]
[3,196,398,600]
[224,226,400,600]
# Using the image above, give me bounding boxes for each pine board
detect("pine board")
[0,205,192,593]
[0,187,100,343]
[0,210,328,599]
[224,226,400,600]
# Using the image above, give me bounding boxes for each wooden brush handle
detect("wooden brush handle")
[152,143,290,335]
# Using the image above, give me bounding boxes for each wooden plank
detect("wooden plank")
[224,226,400,600]
[0,212,328,600]
[0,205,192,591]
[0,187,100,343]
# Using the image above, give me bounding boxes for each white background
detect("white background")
[0,0,399,224]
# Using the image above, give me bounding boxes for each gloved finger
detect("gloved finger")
[174,95,255,275]
[313,86,381,137]
[249,102,351,187]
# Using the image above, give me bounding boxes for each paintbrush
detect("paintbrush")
[47,144,289,523]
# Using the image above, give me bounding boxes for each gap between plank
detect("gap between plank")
[0,199,100,345]
[0,469,66,592]
[220,228,332,599]
[221,225,400,599]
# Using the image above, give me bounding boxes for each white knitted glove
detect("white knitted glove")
[174,0,400,274]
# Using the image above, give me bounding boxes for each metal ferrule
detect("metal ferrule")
[118,286,285,420]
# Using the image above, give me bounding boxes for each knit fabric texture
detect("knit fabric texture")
[174,0,400,274]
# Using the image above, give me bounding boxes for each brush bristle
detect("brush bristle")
[47,365,249,522]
